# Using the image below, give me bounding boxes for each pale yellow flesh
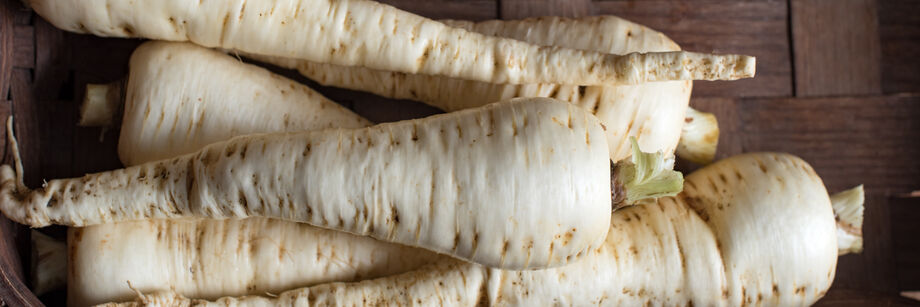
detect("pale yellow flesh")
[244,15,695,162]
[0,98,612,271]
[104,153,840,307]
[27,0,752,86]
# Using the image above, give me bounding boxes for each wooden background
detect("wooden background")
[1,0,919,305]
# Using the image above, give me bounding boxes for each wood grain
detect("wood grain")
[12,25,33,69]
[815,289,920,307]
[500,0,592,19]
[594,0,792,98]
[878,0,920,94]
[891,196,920,291]
[0,1,10,102]
[791,0,882,97]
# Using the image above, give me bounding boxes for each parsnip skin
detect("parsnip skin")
[245,16,694,161]
[99,260,486,307]
[69,218,444,306]
[119,41,370,166]
[1,98,612,270]
[109,153,838,306]
[28,0,752,86]
[676,107,720,165]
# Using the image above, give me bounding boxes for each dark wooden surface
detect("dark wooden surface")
[1,0,919,305]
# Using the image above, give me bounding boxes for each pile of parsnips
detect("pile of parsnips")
[4,0,863,306]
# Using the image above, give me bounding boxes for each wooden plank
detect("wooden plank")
[594,0,792,98]
[791,0,882,97]
[0,215,42,307]
[12,3,31,26]
[500,0,593,19]
[816,289,920,306]
[70,35,141,81]
[377,0,498,21]
[0,0,12,102]
[33,19,71,101]
[878,0,920,94]
[891,196,920,291]
[12,25,33,69]
[10,68,76,186]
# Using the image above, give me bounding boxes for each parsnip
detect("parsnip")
[68,218,444,306]
[59,43,684,304]
[2,98,619,270]
[676,107,720,165]
[83,41,370,166]
[27,0,753,86]
[60,138,674,307]
[244,16,703,161]
[84,40,715,169]
[106,153,861,306]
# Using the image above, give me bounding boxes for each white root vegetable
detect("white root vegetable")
[82,41,370,166]
[27,0,753,86]
[106,153,861,306]
[243,15,710,161]
[67,218,445,306]
[59,43,684,304]
[99,260,486,307]
[1,98,616,271]
[80,41,716,171]
[60,138,673,307]
[676,107,720,165]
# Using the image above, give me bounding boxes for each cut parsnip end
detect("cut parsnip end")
[676,107,719,165]
[614,52,756,83]
[833,185,865,255]
[79,81,124,127]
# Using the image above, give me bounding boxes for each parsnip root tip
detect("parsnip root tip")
[832,185,865,255]
[5,116,25,192]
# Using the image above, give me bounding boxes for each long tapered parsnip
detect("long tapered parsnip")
[244,16,705,161]
[1,98,614,270]
[106,153,858,306]
[84,40,716,170]
[67,218,444,306]
[100,260,485,307]
[59,141,674,306]
[27,0,753,86]
[91,41,370,166]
